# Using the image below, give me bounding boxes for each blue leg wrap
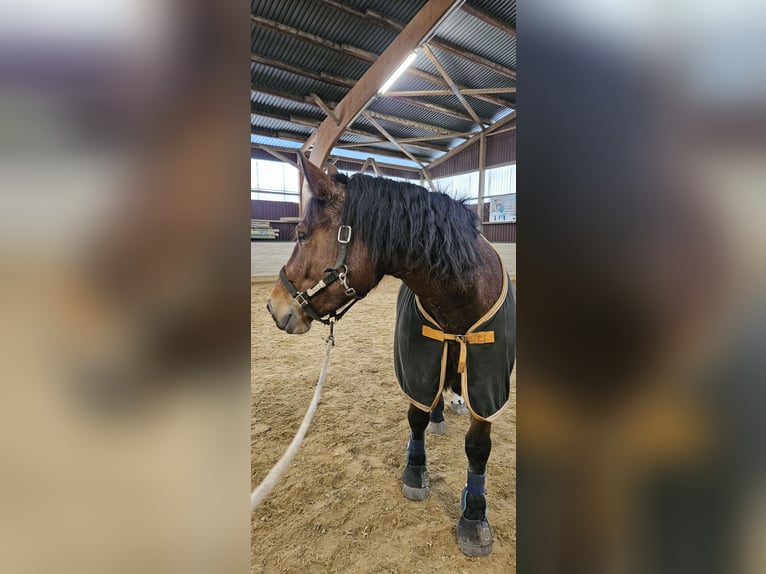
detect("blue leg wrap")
[466,470,486,496]
[407,434,425,463]
[461,470,486,513]
[407,434,425,456]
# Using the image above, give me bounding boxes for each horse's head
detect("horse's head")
[266,156,378,334]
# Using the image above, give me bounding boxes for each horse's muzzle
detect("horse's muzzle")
[266,297,311,334]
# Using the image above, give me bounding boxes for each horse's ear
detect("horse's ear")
[326,163,339,178]
[298,154,344,204]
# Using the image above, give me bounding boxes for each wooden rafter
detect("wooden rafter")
[422,44,484,126]
[335,130,473,149]
[311,0,514,106]
[249,86,475,140]
[251,128,432,163]
[485,110,517,134]
[405,67,511,108]
[460,4,516,37]
[252,143,423,174]
[365,110,465,137]
[385,87,516,96]
[424,131,481,170]
[425,111,516,170]
[428,38,516,80]
[362,113,438,192]
[251,107,449,152]
[250,53,355,88]
[365,113,425,167]
[261,147,297,166]
[251,13,505,116]
[251,15,378,62]
[387,95,476,123]
[309,93,339,125]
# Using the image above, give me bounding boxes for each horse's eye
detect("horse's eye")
[297,231,307,243]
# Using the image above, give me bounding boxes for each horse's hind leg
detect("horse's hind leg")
[427,394,446,435]
[401,404,431,500]
[457,415,494,556]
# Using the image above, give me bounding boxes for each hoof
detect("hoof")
[456,516,494,556]
[401,464,430,501]
[449,400,468,415]
[427,421,446,435]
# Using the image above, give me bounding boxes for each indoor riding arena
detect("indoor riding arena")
[251,1,516,571]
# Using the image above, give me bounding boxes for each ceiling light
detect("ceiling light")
[378,51,418,94]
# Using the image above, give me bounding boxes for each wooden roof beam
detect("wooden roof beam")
[460,4,516,37]
[364,110,467,137]
[251,16,484,122]
[485,110,517,134]
[251,105,449,152]
[260,147,297,166]
[363,113,438,192]
[309,93,340,125]
[250,53,355,88]
[312,0,514,106]
[405,67,511,108]
[385,95,479,123]
[385,87,516,96]
[422,44,484,126]
[251,15,380,63]
[429,38,516,80]
[365,113,430,169]
[251,143,424,174]
[251,126,432,163]
[424,111,516,170]
[305,0,466,170]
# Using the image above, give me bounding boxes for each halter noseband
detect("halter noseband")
[279,224,363,325]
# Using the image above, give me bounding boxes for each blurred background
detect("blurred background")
[0,1,250,572]
[518,1,766,573]
[2,0,765,571]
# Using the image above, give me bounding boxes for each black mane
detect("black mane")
[339,174,481,283]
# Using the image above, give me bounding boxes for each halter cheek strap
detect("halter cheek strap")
[279,224,363,326]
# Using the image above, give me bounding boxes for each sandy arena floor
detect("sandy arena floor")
[252,276,516,573]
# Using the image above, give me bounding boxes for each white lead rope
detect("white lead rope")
[251,331,335,512]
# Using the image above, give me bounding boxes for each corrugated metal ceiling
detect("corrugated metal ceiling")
[251,0,516,167]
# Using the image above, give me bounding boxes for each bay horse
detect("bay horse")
[266,156,516,557]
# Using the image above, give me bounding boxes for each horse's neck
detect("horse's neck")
[393,239,504,333]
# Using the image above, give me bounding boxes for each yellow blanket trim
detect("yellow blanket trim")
[421,325,495,373]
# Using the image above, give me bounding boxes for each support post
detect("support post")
[477,132,486,232]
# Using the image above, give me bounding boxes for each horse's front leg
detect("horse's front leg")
[401,404,431,500]
[457,415,494,556]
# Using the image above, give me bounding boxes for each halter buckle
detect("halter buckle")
[338,268,356,298]
[295,292,309,307]
[337,225,352,244]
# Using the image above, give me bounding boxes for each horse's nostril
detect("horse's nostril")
[266,300,273,315]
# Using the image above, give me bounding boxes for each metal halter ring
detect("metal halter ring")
[337,225,352,244]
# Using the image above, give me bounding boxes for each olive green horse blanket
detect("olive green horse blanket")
[393,269,516,422]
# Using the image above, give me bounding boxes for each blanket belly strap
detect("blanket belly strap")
[421,325,495,373]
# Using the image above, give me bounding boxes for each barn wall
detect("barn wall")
[251,200,298,220]
[251,200,298,242]
[429,127,516,178]
[482,223,517,243]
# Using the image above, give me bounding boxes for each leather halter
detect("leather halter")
[279,224,363,325]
